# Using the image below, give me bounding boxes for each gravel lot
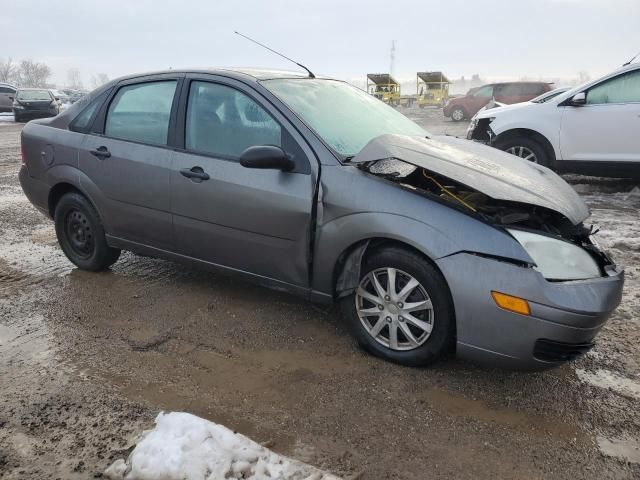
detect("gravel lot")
[0,108,639,479]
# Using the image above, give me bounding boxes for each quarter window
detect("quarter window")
[185,81,281,158]
[587,70,640,105]
[70,92,107,132]
[105,81,177,145]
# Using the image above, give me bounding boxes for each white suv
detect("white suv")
[467,63,640,178]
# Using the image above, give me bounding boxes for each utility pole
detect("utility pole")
[390,40,396,76]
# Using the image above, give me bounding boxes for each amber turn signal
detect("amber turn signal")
[491,291,531,316]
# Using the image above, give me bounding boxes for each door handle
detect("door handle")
[90,146,111,159]
[180,166,210,181]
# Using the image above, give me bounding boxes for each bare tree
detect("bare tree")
[67,68,84,90]
[0,58,19,84]
[18,60,52,87]
[90,73,110,89]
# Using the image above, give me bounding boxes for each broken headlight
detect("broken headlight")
[507,229,601,281]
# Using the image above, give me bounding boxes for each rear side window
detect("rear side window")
[587,70,640,105]
[185,81,281,158]
[105,81,177,145]
[70,92,107,133]
[0,86,15,94]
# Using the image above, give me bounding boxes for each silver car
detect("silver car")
[18,69,624,370]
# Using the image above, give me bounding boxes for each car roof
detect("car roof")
[111,68,320,84]
[17,87,51,91]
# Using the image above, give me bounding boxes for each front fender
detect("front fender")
[311,211,532,296]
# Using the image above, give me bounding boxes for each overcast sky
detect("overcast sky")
[3,0,640,87]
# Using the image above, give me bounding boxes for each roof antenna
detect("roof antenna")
[235,31,315,78]
[623,50,640,66]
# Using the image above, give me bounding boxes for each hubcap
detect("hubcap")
[506,145,537,163]
[355,268,434,351]
[452,109,464,121]
[64,209,94,259]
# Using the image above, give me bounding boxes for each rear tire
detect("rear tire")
[54,192,120,271]
[495,135,550,167]
[340,247,455,367]
[451,107,465,121]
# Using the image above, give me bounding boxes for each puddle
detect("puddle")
[576,368,640,400]
[597,436,640,464]
[422,388,582,442]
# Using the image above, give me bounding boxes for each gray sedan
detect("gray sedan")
[18,69,624,370]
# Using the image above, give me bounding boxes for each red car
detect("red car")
[443,82,554,121]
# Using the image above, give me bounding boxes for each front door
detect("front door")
[171,78,316,288]
[560,69,640,163]
[78,78,180,250]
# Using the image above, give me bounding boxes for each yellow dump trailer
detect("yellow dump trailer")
[367,73,401,106]
[416,71,450,107]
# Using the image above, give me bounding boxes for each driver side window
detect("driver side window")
[473,85,494,98]
[185,81,282,158]
[587,70,640,105]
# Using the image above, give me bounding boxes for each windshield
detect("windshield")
[17,90,52,101]
[531,88,569,103]
[262,79,427,157]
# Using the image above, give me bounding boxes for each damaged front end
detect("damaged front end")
[352,134,617,280]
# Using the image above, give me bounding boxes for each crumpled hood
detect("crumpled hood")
[351,134,590,225]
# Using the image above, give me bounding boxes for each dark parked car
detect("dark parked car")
[18,69,623,370]
[443,82,554,121]
[0,83,17,112]
[13,88,60,122]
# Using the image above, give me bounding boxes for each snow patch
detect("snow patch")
[576,368,640,400]
[104,412,341,480]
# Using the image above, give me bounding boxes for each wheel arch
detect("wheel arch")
[48,182,84,218]
[333,237,457,343]
[493,128,557,168]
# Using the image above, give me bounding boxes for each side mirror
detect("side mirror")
[54,96,60,101]
[239,145,295,172]
[570,92,586,106]
[8,96,14,101]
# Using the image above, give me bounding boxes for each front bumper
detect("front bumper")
[436,252,624,370]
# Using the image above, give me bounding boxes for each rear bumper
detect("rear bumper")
[19,165,50,216]
[436,252,624,370]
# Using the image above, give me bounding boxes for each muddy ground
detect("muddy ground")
[0,108,639,479]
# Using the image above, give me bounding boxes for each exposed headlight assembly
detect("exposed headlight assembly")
[507,229,601,281]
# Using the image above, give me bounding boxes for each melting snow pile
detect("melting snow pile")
[104,412,341,480]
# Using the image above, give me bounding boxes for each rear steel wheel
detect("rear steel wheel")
[54,192,121,271]
[64,209,95,260]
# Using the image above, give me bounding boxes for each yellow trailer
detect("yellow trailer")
[367,73,401,106]
[416,71,450,107]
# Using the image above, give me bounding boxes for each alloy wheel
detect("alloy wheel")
[451,109,464,121]
[506,145,537,163]
[355,268,434,351]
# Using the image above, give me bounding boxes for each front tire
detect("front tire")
[450,107,465,121]
[495,135,550,167]
[340,247,455,367]
[54,192,121,271]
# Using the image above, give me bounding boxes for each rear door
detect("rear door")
[170,75,317,288]
[79,75,182,250]
[560,69,640,163]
